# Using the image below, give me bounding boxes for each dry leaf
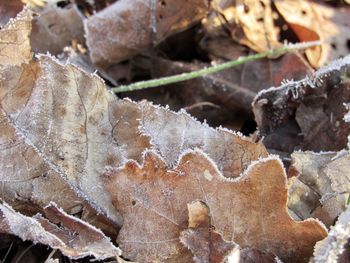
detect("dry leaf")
[84,0,209,67]
[310,205,350,263]
[203,0,280,52]
[275,0,350,67]
[253,54,350,154]
[288,151,350,227]
[180,201,239,263]
[0,9,150,227]
[138,102,268,178]
[0,202,121,260]
[0,9,268,233]
[30,3,85,55]
[104,149,327,262]
[0,7,32,66]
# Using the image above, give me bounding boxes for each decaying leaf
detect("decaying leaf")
[104,149,327,262]
[311,205,350,263]
[0,8,269,233]
[0,7,32,66]
[288,151,350,227]
[0,202,121,260]
[253,54,350,154]
[180,201,239,263]
[30,3,85,55]
[203,0,279,52]
[84,0,209,67]
[138,102,268,178]
[275,0,350,67]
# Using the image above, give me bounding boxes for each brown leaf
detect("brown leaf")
[138,102,268,178]
[253,55,350,154]
[288,151,349,227]
[275,0,350,67]
[0,9,149,227]
[203,0,280,52]
[0,9,267,234]
[0,202,121,260]
[180,201,239,263]
[103,150,327,262]
[30,3,85,55]
[0,7,32,67]
[84,0,209,67]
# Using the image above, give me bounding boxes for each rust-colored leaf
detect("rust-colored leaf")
[104,150,327,262]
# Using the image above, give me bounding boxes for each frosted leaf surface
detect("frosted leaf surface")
[103,150,327,262]
[139,101,268,178]
[253,54,350,154]
[0,202,121,260]
[311,205,350,263]
[84,0,209,67]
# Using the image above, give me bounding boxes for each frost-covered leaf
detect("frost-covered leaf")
[275,0,350,67]
[139,102,268,178]
[310,205,350,263]
[0,202,121,260]
[103,150,327,262]
[0,9,149,227]
[180,201,239,263]
[0,8,268,232]
[253,54,350,154]
[30,3,85,55]
[84,0,209,67]
[0,8,32,66]
[288,151,350,227]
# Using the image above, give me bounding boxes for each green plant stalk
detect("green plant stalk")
[111,41,320,93]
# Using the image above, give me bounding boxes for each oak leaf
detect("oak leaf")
[103,149,327,262]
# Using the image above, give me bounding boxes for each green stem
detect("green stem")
[111,41,320,93]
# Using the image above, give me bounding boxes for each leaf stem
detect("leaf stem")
[111,41,320,93]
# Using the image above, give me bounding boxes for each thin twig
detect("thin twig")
[111,41,320,93]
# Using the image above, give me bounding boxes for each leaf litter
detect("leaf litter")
[0,1,349,263]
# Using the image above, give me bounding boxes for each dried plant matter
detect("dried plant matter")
[311,205,350,263]
[85,0,209,67]
[180,201,239,263]
[0,202,121,260]
[253,54,350,154]
[275,0,350,67]
[288,151,350,227]
[104,150,327,262]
